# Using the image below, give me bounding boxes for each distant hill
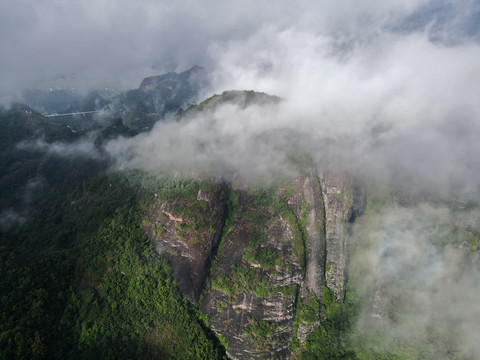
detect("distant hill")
[119,66,208,129]
[178,90,281,117]
[0,104,77,151]
[20,66,208,132]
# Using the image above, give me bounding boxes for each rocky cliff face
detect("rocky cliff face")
[143,170,361,359]
[139,65,205,93]
[319,171,353,301]
[121,66,207,129]
[200,189,303,359]
[286,175,325,300]
[143,185,226,302]
[282,174,325,343]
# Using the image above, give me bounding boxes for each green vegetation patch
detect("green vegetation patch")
[211,265,295,299]
[152,221,167,235]
[137,175,220,205]
[143,181,225,246]
[297,293,320,326]
[254,189,306,267]
[242,246,282,269]
[0,172,227,359]
[72,205,226,359]
[299,286,358,360]
[244,317,280,353]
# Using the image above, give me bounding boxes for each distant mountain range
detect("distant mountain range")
[21,66,208,131]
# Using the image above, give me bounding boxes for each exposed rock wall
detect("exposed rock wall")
[200,191,303,360]
[287,175,326,299]
[143,186,226,302]
[144,172,361,359]
[319,171,354,301]
[285,175,325,343]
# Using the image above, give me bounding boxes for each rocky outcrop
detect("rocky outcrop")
[352,181,367,220]
[286,175,326,299]
[122,66,207,129]
[319,171,354,301]
[283,175,325,343]
[283,171,358,342]
[197,190,212,202]
[139,65,205,93]
[144,171,361,358]
[143,185,226,302]
[201,190,303,360]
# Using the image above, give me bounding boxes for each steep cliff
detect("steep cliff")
[282,175,325,343]
[133,88,362,358]
[142,182,226,302]
[143,169,359,359]
[319,171,353,301]
[200,189,303,359]
[121,66,207,129]
[286,175,325,299]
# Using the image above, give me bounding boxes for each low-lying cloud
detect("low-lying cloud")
[104,26,480,198]
[349,205,480,358]
[0,208,26,229]
[16,137,102,159]
[3,1,480,356]
[1,0,478,97]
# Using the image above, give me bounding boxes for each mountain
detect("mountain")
[1,89,479,360]
[180,89,281,115]
[118,66,208,129]
[0,105,83,212]
[20,66,207,132]
[21,89,109,131]
[0,104,77,149]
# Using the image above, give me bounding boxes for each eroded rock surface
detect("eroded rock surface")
[319,171,354,301]
[287,175,326,298]
[144,171,360,359]
[201,190,303,360]
[143,186,226,302]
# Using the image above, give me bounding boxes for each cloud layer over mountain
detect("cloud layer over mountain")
[3,1,480,357]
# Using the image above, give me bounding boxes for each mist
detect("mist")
[1,0,478,97]
[3,0,480,357]
[97,3,480,357]
[349,205,480,358]
[0,208,26,229]
[16,137,103,160]
[104,28,480,197]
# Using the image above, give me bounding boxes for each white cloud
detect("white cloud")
[2,0,470,96]
[3,2,480,355]
[103,22,480,197]
[16,137,102,159]
[350,205,480,358]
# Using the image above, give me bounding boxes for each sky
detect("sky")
[2,1,480,357]
[0,0,479,96]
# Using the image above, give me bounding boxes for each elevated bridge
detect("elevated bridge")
[43,111,100,117]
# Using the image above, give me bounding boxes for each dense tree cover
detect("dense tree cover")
[0,105,226,358]
[0,170,226,359]
[0,104,77,151]
[300,287,358,360]
[0,245,76,359]
[66,205,225,359]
